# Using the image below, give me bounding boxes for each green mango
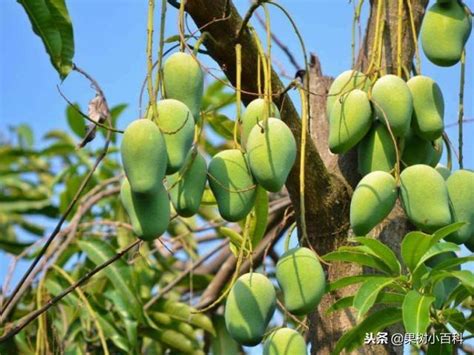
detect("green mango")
[326,70,371,117]
[400,164,452,233]
[445,170,474,244]
[436,164,451,180]
[241,98,281,147]
[358,122,397,176]
[224,273,276,346]
[328,89,373,154]
[407,76,444,141]
[168,150,207,217]
[208,149,257,222]
[421,1,472,67]
[276,247,326,315]
[121,119,167,194]
[163,52,204,121]
[247,118,297,192]
[149,99,195,175]
[263,328,307,355]
[372,74,413,137]
[401,129,435,167]
[350,171,398,236]
[120,179,170,240]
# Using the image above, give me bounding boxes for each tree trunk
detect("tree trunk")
[308,1,428,354]
[185,0,428,353]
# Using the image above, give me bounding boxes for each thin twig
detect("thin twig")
[144,240,228,310]
[237,0,266,40]
[254,7,300,71]
[0,66,113,321]
[0,239,141,342]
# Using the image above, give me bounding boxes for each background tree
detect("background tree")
[0,0,472,354]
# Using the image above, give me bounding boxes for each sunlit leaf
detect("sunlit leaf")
[77,239,142,320]
[332,308,402,354]
[402,290,434,334]
[18,0,74,79]
[353,277,395,319]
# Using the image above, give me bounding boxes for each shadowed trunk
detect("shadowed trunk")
[185,0,428,353]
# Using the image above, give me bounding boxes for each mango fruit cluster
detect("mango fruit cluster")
[120,52,205,240]
[421,0,472,67]
[119,51,298,241]
[224,247,325,352]
[327,71,445,176]
[328,67,473,249]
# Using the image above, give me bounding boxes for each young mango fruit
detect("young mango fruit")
[247,118,297,192]
[372,74,413,137]
[163,52,204,121]
[326,70,371,117]
[445,170,474,244]
[276,247,326,316]
[120,179,170,240]
[208,149,257,222]
[241,98,281,147]
[263,328,307,355]
[328,89,373,154]
[407,75,444,141]
[149,99,195,175]
[400,164,452,233]
[121,119,167,194]
[421,1,472,67]
[350,171,398,236]
[224,273,276,346]
[401,129,437,167]
[358,122,397,176]
[168,150,207,218]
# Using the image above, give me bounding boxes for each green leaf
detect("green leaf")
[431,222,465,243]
[412,242,460,276]
[327,292,404,314]
[206,113,234,140]
[431,256,474,272]
[0,239,33,255]
[353,237,401,275]
[16,124,34,148]
[218,226,244,257]
[66,103,86,138]
[332,307,402,354]
[96,312,130,353]
[329,275,370,291]
[323,251,392,274]
[441,309,465,333]
[77,239,142,320]
[353,277,395,319]
[402,290,434,334]
[18,0,74,79]
[449,270,474,294]
[401,231,432,272]
[247,186,268,248]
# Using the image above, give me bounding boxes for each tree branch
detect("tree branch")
[0,239,141,342]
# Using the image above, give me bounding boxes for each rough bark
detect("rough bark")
[185,0,428,353]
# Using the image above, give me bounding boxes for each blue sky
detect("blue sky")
[1,0,473,351]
